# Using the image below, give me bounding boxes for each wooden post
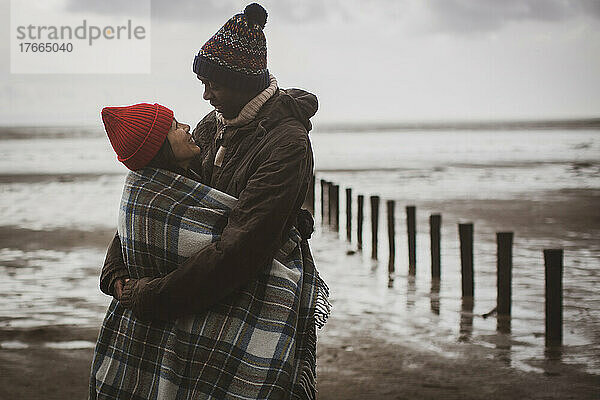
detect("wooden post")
[332,184,340,232]
[387,200,395,275]
[459,223,474,298]
[327,182,333,226]
[544,249,563,346]
[320,179,326,225]
[430,214,441,279]
[357,195,364,251]
[346,188,352,242]
[406,206,416,275]
[497,232,513,316]
[370,196,380,260]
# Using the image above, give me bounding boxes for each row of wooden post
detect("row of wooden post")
[314,178,564,347]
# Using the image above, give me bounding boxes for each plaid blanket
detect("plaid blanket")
[90,168,330,400]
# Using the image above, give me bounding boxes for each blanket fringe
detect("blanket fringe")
[291,319,318,400]
[314,274,331,329]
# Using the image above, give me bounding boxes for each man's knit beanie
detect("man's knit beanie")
[193,3,269,92]
[101,103,173,171]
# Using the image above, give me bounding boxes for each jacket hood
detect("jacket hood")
[261,88,318,132]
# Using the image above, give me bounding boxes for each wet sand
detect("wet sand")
[0,325,598,400]
[316,323,599,400]
[1,189,599,399]
[417,188,600,245]
[0,172,120,184]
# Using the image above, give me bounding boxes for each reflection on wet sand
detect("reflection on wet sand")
[543,346,564,376]
[459,297,474,342]
[495,313,513,364]
[430,279,440,315]
[495,343,512,366]
[387,266,394,288]
[494,320,513,366]
[406,275,416,309]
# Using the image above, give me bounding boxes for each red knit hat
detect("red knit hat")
[101,103,174,171]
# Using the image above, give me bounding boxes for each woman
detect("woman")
[90,103,329,399]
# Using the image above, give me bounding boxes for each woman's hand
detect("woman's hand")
[296,209,314,240]
[113,279,126,300]
[100,232,130,297]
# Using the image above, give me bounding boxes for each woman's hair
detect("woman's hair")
[146,138,187,175]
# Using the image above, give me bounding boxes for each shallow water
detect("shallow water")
[311,129,600,201]
[0,247,110,328]
[309,129,600,375]
[0,127,598,374]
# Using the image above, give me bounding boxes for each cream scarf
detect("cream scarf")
[215,74,278,127]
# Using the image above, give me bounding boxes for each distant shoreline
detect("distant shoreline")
[1,117,599,139]
[315,117,600,133]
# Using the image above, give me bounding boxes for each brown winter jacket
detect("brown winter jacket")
[100,88,317,320]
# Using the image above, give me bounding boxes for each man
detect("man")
[97,4,325,397]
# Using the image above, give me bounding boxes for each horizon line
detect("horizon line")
[1,116,599,131]
[314,116,600,132]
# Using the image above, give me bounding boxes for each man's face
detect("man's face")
[197,75,250,119]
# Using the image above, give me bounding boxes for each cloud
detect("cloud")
[61,0,399,24]
[427,0,600,33]
[62,0,600,34]
[64,0,150,16]
[63,0,267,22]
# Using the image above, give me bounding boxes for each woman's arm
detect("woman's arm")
[99,232,130,297]
[121,136,313,320]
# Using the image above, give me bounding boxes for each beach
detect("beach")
[1,189,599,399]
[1,127,599,398]
[3,0,600,396]
[1,323,598,400]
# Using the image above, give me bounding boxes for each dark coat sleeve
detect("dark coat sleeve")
[124,135,312,320]
[99,232,129,296]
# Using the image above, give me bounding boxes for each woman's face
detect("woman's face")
[166,119,201,166]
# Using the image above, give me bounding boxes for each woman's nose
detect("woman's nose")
[183,123,190,133]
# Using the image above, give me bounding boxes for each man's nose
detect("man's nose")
[203,86,213,101]
[183,123,190,133]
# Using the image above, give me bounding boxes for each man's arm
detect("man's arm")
[121,136,312,320]
[99,232,129,297]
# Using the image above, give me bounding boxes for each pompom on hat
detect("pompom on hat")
[101,103,173,171]
[193,3,269,92]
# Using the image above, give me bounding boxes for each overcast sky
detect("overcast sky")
[1,0,599,126]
